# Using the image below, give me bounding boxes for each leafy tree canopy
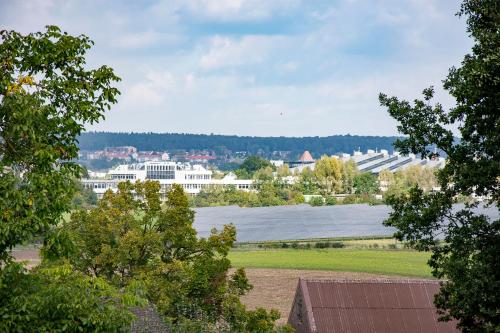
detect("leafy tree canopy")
[353,173,379,195]
[238,156,275,177]
[379,1,499,331]
[45,182,290,332]
[0,26,120,260]
[0,26,130,332]
[78,132,400,159]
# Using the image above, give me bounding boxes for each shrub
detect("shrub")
[325,196,337,205]
[309,196,324,206]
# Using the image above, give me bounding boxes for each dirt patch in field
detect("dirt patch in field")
[11,249,41,268]
[11,249,414,325]
[240,268,412,324]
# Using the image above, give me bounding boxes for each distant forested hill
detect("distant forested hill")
[78,132,400,158]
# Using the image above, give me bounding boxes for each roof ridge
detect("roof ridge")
[303,278,441,284]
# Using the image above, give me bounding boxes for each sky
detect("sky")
[1,0,471,137]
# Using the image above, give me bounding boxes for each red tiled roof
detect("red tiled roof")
[299,151,314,162]
[188,155,216,160]
[288,279,458,333]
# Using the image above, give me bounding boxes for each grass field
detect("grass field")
[229,249,433,278]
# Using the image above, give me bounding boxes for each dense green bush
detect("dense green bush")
[308,196,324,206]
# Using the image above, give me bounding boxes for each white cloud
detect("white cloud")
[199,35,287,70]
[112,31,182,49]
[125,71,176,107]
[181,0,300,21]
[113,31,162,49]
[1,0,470,137]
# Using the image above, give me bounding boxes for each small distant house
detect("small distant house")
[288,279,458,333]
[287,151,316,169]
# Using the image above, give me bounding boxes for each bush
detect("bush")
[309,196,324,206]
[341,195,358,204]
[325,196,337,205]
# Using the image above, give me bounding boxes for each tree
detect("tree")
[237,156,275,178]
[379,1,499,331]
[253,166,274,182]
[71,180,98,208]
[295,166,319,194]
[0,26,130,332]
[353,172,379,195]
[341,159,358,193]
[46,182,289,332]
[314,156,343,195]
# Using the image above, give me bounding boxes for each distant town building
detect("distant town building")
[288,279,458,333]
[82,161,253,198]
[287,150,316,168]
[104,146,137,154]
[287,149,445,175]
[270,160,284,167]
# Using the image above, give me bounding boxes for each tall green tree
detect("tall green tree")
[379,1,499,331]
[353,173,379,195]
[236,156,275,179]
[0,26,133,332]
[314,156,343,195]
[46,182,290,332]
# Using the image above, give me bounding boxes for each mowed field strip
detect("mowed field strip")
[229,249,433,278]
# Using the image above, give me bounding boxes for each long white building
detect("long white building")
[82,161,253,198]
[288,149,446,174]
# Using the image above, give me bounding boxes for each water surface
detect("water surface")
[193,204,498,242]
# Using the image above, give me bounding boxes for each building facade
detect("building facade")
[82,161,253,198]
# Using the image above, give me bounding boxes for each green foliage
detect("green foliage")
[79,132,400,159]
[379,1,499,331]
[236,156,275,178]
[341,159,358,193]
[0,26,120,262]
[0,262,136,333]
[0,26,124,332]
[229,249,432,277]
[314,155,343,195]
[295,167,319,195]
[191,185,260,207]
[308,196,324,207]
[341,194,382,205]
[46,181,285,331]
[71,180,98,208]
[325,196,337,206]
[353,173,379,195]
[192,180,303,208]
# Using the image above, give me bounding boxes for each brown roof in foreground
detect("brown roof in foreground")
[299,151,314,162]
[288,279,458,333]
[130,306,170,333]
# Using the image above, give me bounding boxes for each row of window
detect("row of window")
[185,174,211,180]
[85,183,115,189]
[111,174,136,180]
[146,164,175,171]
[147,170,175,179]
[84,182,252,191]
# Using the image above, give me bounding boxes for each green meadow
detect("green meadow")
[229,249,433,278]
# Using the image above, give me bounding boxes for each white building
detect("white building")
[288,149,446,175]
[82,161,253,198]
